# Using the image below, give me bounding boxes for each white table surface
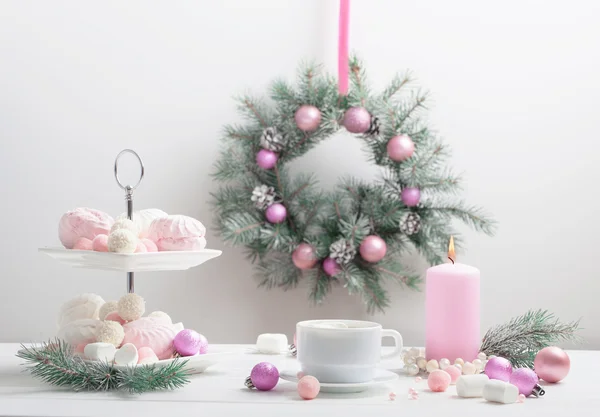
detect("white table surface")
[0,344,597,417]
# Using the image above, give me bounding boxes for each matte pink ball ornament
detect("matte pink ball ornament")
[294,105,322,132]
[247,362,280,391]
[265,203,287,224]
[387,134,415,162]
[401,187,421,207]
[427,369,451,392]
[484,356,513,382]
[342,106,371,133]
[298,375,320,400]
[256,149,278,170]
[534,346,570,383]
[359,235,387,263]
[444,364,461,384]
[173,329,205,357]
[292,243,318,270]
[510,368,545,397]
[322,257,340,276]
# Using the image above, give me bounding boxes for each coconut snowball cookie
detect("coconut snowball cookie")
[117,293,145,321]
[59,208,114,249]
[110,218,139,236]
[117,209,168,238]
[98,301,118,321]
[107,229,138,253]
[96,320,125,347]
[148,215,207,251]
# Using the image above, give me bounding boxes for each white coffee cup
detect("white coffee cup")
[296,319,403,384]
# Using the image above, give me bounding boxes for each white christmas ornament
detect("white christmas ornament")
[463,361,477,375]
[117,209,168,238]
[439,358,451,370]
[117,293,145,321]
[455,358,465,366]
[114,343,139,366]
[56,319,102,346]
[96,321,125,347]
[98,301,118,321]
[110,218,139,236]
[57,294,105,328]
[84,342,116,362]
[426,359,440,373]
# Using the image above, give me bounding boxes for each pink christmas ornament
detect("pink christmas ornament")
[141,238,158,252]
[387,134,415,162]
[484,357,513,382]
[59,207,114,249]
[173,329,205,356]
[292,243,317,270]
[294,105,322,132]
[510,368,545,397]
[148,215,207,252]
[401,187,421,207]
[444,364,461,384]
[342,107,371,133]
[122,317,179,360]
[104,311,126,325]
[73,237,93,251]
[427,370,451,392]
[297,375,320,400]
[249,362,279,391]
[256,149,278,169]
[265,203,287,224]
[135,241,147,253]
[92,234,109,252]
[322,257,340,276]
[359,235,387,263]
[534,346,570,383]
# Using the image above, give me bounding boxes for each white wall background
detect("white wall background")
[1,0,598,349]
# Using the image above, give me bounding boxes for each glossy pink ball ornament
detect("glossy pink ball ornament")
[510,368,545,397]
[534,346,570,383]
[401,187,421,207]
[322,257,340,276]
[246,362,280,391]
[359,235,387,263]
[342,107,371,133]
[294,105,321,132]
[173,329,204,357]
[387,134,415,162]
[484,357,513,382]
[256,149,278,170]
[265,203,287,224]
[298,375,320,400]
[427,370,451,392]
[292,243,317,270]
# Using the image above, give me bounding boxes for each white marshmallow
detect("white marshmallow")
[256,333,289,354]
[456,374,490,398]
[84,343,116,363]
[114,343,139,366]
[483,380,519,404]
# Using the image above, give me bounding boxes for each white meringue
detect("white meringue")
[56,319,102,346]
[117,209,168,238]
[58,293,105,328]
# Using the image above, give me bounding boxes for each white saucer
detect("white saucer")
[279,369,398,393]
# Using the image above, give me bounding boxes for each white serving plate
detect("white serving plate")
[38,247,222,272]
[279,368,399,393]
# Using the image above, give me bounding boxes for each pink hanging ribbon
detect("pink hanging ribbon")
[338,0,350,95]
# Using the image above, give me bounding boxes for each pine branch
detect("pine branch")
[220,213,264,245]
[480,310,581,368]
[422,202,496,235]
[381,72,413,101]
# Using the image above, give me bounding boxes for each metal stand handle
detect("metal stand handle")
[114,149,145,294]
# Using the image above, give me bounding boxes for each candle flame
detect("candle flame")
[448,236,456,264]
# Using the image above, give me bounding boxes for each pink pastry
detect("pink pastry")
[73,237,93,250]
[59,208,114,249]
[92,234,109,252]
[141,238,158,252]
[148,215,207,251]
[135,241,147,253]
[122,317,179,360]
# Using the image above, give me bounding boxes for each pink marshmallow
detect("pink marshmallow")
[92,234,109,252]
[104,311,127,325]
[137,347,159,364]
[74,343,87,355]
[141,238,158,252]
[59,208,114,249]
[156,236,207,251]
[135,241,148,253]
[148,215,206,251]
[73,237,93,250]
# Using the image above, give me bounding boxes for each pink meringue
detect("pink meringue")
[141,238,158,252]
[122,317,179,360]
[59,208,114,249]
[73,237,93,250]
[148,215,207,252]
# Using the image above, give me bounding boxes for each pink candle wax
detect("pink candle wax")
[425,262,480,362]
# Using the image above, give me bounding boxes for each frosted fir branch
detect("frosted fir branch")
[307,268,332,305]
[423,202,496,235]
[236,95,271,127]
[256,254,300,290]
[381,72,413,101]
[220,213,264,245]
[480,310,581,368]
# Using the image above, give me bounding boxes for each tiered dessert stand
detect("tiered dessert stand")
[39,149,228,373]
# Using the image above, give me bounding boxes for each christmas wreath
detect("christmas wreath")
[212,58,494,311]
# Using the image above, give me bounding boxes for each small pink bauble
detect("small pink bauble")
[73,237,93,250]
[359,235,387,263]
[298,375,320,400]
[104,311,126,325]
[92,234,109,252]
[135,241,147,253]
[427,370,451,392]
[250,362,279,391]
[444,365,461,384]
[534,346,570,383]
[256,149,278,169]
[173,329,203,357]
[141,238,158,252]
[294,105,322,131]
[509,368,540,396]
[484,357,513,382]
[292,243,318,270]
[342,107,371,133]
[265,203,287,224]
[401,187,421,207]
[322,257,340,276]
[197,333,209,354]
[387,134,415,162]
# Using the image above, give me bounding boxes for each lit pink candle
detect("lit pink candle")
[425,237,480,362]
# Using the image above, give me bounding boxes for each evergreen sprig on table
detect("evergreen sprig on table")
[17,339,191,393]
[212,57,495,312]
[480,309,581,368]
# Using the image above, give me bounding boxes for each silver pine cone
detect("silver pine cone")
[260,127,286,152]
[329,239,357,265]
[400,212,421,235]
[251,185,276,210]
